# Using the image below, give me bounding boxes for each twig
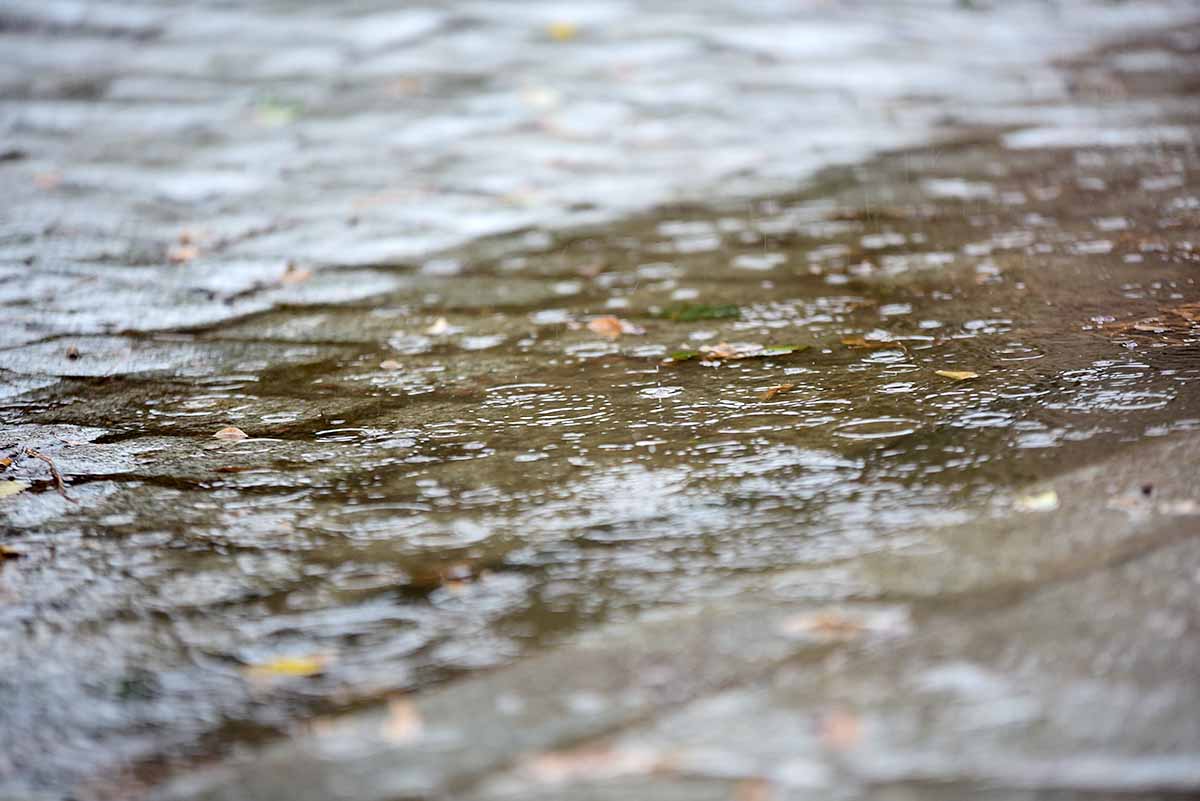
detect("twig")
[24,448,77,504]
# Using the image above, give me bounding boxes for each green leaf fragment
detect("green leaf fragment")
[663,304,741,322]
[763,345,810,356]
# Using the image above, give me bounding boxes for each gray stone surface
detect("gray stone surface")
[162,433,1200,801]
[4,2,1200,800]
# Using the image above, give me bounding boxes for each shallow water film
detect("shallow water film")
[3,2,1200,800]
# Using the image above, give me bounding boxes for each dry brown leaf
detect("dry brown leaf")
[820,709,862,751]
[379,697,425,744]
[934,370,979,381]
[759,383,796,401]
[587,315,644,339]
[281,262,312,285]
[1101,301,1200,344]
[523,746,660,785]
[34,172,62,190]
[0,457,11,469]
[734,778,775,801]
[703,341,744,359]
[0,545,24,560]
[213,426,249,442]
[780,611,867,640]
[379,359,403,370]
[167,243,199,264]
[841,336,903,350]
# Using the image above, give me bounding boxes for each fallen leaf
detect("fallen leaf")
[213,426,249,442]
[523,746,661,785]
[662,303,740,322]
[703,341,743,359]
[587,315,644,339]
[1101,301,1200,345]
[0,457,11,469]
[546,21,579,41]
[244,654,328,679]
[779,611,867,640]
[167,243,199,264]
[379,697,424,744]
[1014,489,1059,512]
[700,342,808,361]
[734,778,774,801]
[820,709,862,751]
[213,466,254,474]
[666,343,808,363]
[779,607,911,641]
[34,172,62,190]
[380,359,403,370]
[0,481,30,499]
[280,262,312,285]
[759,383,796,401]
[841,336,903,350]
[934,370,979,381]
[253,97,303,127]
[0,545,24,560]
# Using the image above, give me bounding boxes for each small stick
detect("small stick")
[24,448,77,504]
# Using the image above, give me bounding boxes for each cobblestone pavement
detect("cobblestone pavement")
[3,2,1200,800]
[1,0,1195,345]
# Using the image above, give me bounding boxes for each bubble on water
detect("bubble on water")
[833,418,920,440]
[639,386,684,399]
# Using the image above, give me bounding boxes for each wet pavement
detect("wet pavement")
[3,1,1200,800]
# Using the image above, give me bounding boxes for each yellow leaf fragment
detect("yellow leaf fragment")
[935,370,979,381]
[0,481,30,499]
[1015,489,1059,512]
[546,21,579,41]
[213,426,249,442]
[0,457,12,469]
[244,654,328,679]
[0,545,24,560]
[379,697,425,744]
[759,383,796,401]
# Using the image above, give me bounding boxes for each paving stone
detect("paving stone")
[0,336,349,378]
